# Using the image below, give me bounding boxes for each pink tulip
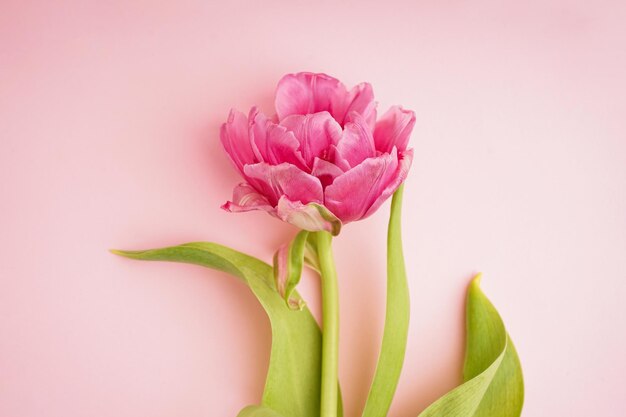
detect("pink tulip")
[221,72,415,234]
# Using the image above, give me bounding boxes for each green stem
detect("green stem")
[316,231,339,417]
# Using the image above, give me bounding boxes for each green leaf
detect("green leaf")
[303,233,321,275]
[112,242,328,417]
[417,275,524,417]
[237,405,285,417]
[273,230,309,310]
[362,185,410,417]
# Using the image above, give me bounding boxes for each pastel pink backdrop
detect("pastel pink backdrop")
[1,1,625,416]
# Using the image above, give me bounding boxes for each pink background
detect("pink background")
[1,1,625,416]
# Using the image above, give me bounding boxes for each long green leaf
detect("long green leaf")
[112,242,324,417]
[362,185,410,417]
[417,275,524,417]
[237,405,285,417]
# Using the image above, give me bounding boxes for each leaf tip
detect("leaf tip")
[468,273,484,297]
[288,297,306,311]
[109,249,140,259]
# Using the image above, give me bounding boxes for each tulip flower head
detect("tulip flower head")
[221,72,415,235]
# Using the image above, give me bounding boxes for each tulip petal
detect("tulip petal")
[311,157,344,188]
[275,72,347,120]
[280,111,342,167]
[243,162,323,206]
[328,145,351,172]
[374,106,416,153]
[277,197,342,235]
[335,82,377,127]
[265,134,306,169]
[248,108,308,170]
[324,149,401,223]
[248,107,271,162]
[266,125,310,169]
[335,112,376,168]
[363,149,413,219]
[221,182,275,213]
[220,109,257,175]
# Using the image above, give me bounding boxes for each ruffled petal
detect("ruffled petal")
[220,109,257,175]
[280,111,342,167]
[248,107,271,162]
[248,107,308,170]
[363,148,413,218]
[334,82,377,127]
[243,162,323,206]
[335,112,376,168]
[221,182,275,213]
[275,72,347,120]
[311,157,344,188]
[328,145,351,172]
[276,197,342,235]
[324,149,400,223]
[265,125,310,169]
[373,106,416,153]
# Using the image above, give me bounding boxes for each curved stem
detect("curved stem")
[316,231,339,417]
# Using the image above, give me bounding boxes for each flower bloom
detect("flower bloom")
[220,72,415,234]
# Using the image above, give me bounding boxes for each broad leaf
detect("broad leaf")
[237,405,285,417]
[362,185,410,417]
[417,275,524,417]
[112,242,329,417]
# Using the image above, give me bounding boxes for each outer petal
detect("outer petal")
[335,82,377,127]
[280,111,342,167]
[363,148,413,218]
[275,72,347,120]
[248,107,271,162]
[243,162,323,206]
[220,109,257,175]
[335,112,376,168]
[276,197,342,235]
[221,182,275,213]
[373,106,416,153]
[324,149,400,223]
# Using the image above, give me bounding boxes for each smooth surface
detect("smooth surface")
[112,242,326,417]
[418,276,523,417]
[362,186,410,417]
[1,1,625,416]
[316,231,340,417]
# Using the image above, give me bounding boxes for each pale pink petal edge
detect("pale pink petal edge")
[276,197,342,235]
